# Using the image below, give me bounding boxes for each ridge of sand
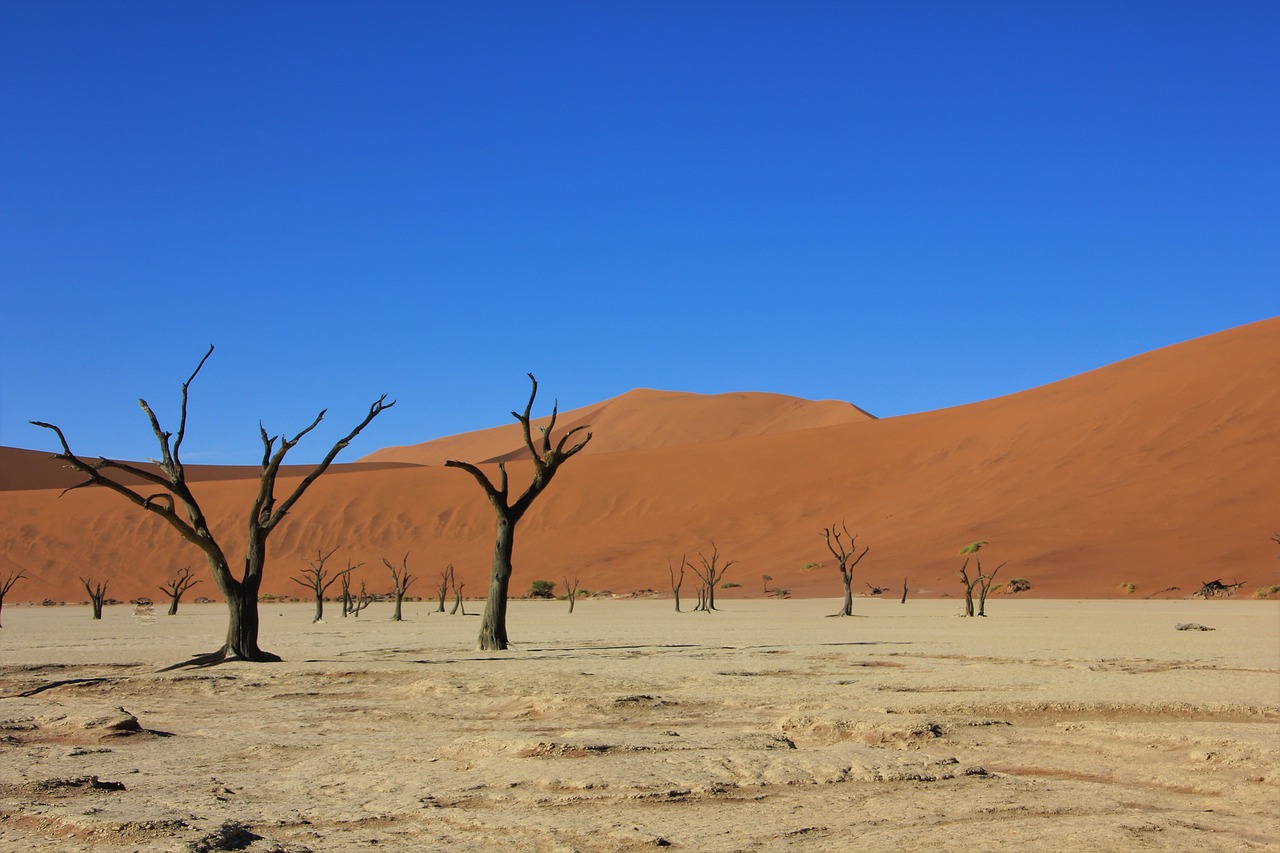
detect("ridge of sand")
[2,317,1278,605]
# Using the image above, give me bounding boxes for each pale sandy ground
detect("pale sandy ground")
[1,598,1277,852]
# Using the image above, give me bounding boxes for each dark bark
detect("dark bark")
[81,577,108,620]
[669,556,687,612]
[291,548,340,622]
[446,374,591,650]
[563,575,580,613]
[33,345,394,666]
[382,553,414,621]
[900,576,908,604]
[159,566,201,616]
[823,522,868,617]
[690,543,735,612]
[436,564,453,613]
[976,561,1008,616]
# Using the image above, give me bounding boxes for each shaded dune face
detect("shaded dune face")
[2,317,1278,604]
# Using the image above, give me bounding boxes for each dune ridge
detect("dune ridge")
[2,317,1278,605]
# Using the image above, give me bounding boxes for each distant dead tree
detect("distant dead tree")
[1,568,27,628]
[349,579,373,617]
[1193,579,1245,599]
[338,560,364,617]
[446,374,592,650]
[81,576,108,620]
[563,575,581,613]
[823,521,869,617]
[435,564,454,613]
[32,345,393,664]
[291,548,341,623]
[669,555,687,612]
[690,542,736,612]
[450,570,467,615]
[382,553,415,621]
[900,577,909,604]
[957,541,1008,617]
[159,566,202,615]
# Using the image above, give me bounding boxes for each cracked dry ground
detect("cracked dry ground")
[1,599,1277,851]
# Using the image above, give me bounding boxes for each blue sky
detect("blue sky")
[3,1,1276,464]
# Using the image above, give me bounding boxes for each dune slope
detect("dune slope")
[2,318,1277,605]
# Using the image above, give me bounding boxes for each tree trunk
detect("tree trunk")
[312,593,324,623]
[167,595,180,616]
[392,591,404,621]
[838,572,853,616]
[91,600,104,620]
[477,514,515,650]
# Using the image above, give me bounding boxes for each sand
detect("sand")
[2,598,1277,851]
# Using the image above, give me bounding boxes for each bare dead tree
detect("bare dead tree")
[690,542,736,612]
[563,575,580,613]
[81,576,108,620]
[823,522,869,617]
[445,374,592,650]
[900,576,909,604]
[159,566,202,615]
[669,555,687,612]
[450,571,467,615]
[337,560,363,617]
[349,579,373,617]
[1,568,27,628]
[1193,579,1245,599]
[291,548,341,623]
[435,564,454,613]
[32,345,394,665]
[382,553,415,621]
[976,561,1009,616]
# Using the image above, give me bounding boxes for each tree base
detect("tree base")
[158,645,282,671]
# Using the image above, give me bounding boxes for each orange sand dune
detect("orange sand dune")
[363,388,874,465]
[2,318,1278,606]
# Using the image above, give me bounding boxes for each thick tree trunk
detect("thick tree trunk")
[839,573,854,616]
[312,593,324,623]
[478,515,515,650]
[167,595,180,616]
[392,591,404,621]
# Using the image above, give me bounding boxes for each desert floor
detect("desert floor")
[1,598,1277,852]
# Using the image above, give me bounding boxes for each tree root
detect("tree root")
[157,646,282,672]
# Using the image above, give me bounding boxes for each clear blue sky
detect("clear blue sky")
[3,1,1276,464]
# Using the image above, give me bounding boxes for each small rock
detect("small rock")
[1174,623,1215,631]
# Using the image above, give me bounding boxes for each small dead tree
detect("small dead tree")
[900,576,909,604]
[32,345,393,664]
[435,564,454,613]
[450,571,467,615]
[290,547,341,622]
[1193,579,1245,599]
[159,566,202,615]
[563,575,580,613]
[349,579,373,617]
[823,521,869,617]
[81,576,108,620]
[957,541,1007,617]
[669,555,687,612]
[690,542,736,612]
[446,374,592,650]
[382,553,415,621]
[1,568,27,628]
[337,560,364,617]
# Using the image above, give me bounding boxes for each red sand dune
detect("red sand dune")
[2,318,1278,606]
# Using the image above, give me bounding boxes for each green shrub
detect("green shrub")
[529,580,556,599]
[1254,584,1280,600]
[1005,578,1031,594]
[1120,582,1136,594]
[720,581,741,589]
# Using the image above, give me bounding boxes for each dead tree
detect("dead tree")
[159,566,202,615]
[349,579,373,617]
[446,374,592,650]
[450,572,467,615]
[563,575,580,613]
[900,577,909,604]
[690,542,736,612]
[81,576,108,620]
[337,560,363,616]
[382,553,415,621]
[669,555,687,612]
[32,345,393,664]
[823,522,869,617]
[1,568,27,628]
[290,548,341,623]
[435,564,454,613]
[1193,579,1245,599]
[976,561,1009,616]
